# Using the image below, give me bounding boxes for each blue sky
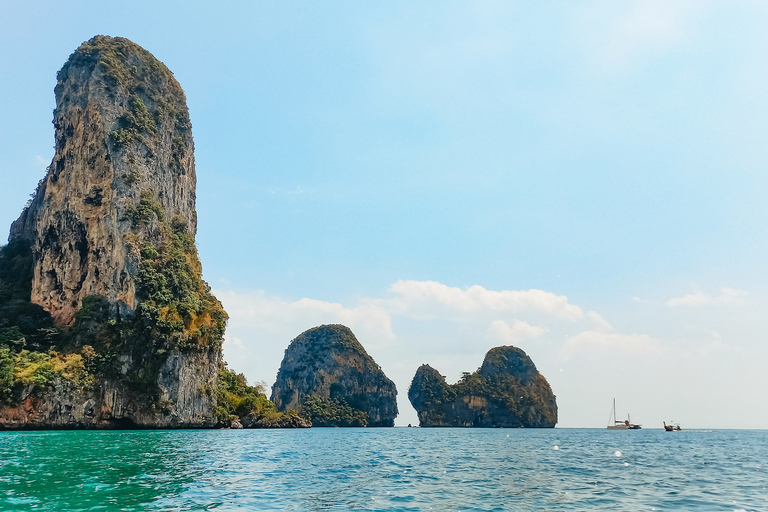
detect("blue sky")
[2,1,767,428]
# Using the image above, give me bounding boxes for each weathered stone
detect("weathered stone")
[0,36,223,429]
[408,346,558,428]
[271,324,398,427]
[10,36,196,326]
[0,348,219,429]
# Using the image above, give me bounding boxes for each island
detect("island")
[0,36,305,429]
[272,324,398,426]
[408,345,557,428]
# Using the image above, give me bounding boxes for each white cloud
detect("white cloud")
[216,279,664,426]
[387,280,583,320]
[586,311,614,333]
[666,288,748,308]
[490,319,545,344]
[216,289,394,341]
[561,310,660,358]
[718,288,749,303]
[266,185,307,201]
[222,332,242,346]
[562,330,661,358]
[666,291,710,307]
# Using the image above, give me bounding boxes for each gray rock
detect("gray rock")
[0,36,222,430]
[272,324,398,427]
[10,36,197,326]
[408,346,558,428]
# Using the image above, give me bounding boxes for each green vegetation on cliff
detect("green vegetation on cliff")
[110,97,157,147]
[0,239,92,403]
[215,366,309,428]
[58,35,192,167]
[131,191,227,352]
[215,367,276,423]
[0,192,227,406]
[271,324,398,427]
[408,346,558,428]
[0,239,58,353]
[58,35,182,106]
[300,395,369,427]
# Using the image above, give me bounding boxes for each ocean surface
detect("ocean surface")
[1,428,766,511]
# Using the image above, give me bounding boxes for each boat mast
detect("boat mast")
[608,398,617,426]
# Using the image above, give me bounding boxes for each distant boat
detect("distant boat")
[606,398,641,430]
[663,421,681,431]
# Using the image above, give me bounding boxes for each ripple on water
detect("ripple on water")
[1,428,767,510]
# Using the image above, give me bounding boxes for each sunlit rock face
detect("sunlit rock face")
[408,346,557,428]
[11,35,197,326]
[272,324,398,427]
[0,36,226,429]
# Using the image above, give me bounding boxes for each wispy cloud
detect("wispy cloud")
[563,330,660,358]
[216,279,670,426]
[561,310,660,358]
[217,289,393,341]
[489,319,546,344]
[586,311,614,333]
[222,332,243,346]
[666,288,748,307]
[265,185,307,201]
[385,280,584,320]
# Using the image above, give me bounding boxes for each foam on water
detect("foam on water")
[0,428,767,510]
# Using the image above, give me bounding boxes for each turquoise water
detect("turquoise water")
[1,428,766,511]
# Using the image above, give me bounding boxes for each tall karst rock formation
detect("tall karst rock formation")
[11,36,197,326]
[0,36,227,428]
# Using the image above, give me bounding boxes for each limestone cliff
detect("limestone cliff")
[11,36,196,326]
[271,325,398,427]
[0,36,226,429]
[408,346,557,428]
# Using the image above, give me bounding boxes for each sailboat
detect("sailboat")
[606,398,641,430]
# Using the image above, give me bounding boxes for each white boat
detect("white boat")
[607,398,641,430]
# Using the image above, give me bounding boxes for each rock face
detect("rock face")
[0,349,219,429]
[408,346,557,428]
[11,36,196,326]
[0,36,226,429]
[271,325,398,427]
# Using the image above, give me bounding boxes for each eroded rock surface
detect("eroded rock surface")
[408,346,557,428]
[0,36,226,429]
[271,324,398,427]
[11,36,197,326]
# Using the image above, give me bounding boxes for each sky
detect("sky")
[1,1,767,428]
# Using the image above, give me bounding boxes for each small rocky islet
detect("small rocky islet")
[272,324,398,427]
[408,346,558,428]
[0,35,557,429]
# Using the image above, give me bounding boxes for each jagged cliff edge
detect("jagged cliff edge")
[408,346,558,428]
[0,36,226,428]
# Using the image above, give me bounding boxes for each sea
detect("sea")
[0,428,766,511]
